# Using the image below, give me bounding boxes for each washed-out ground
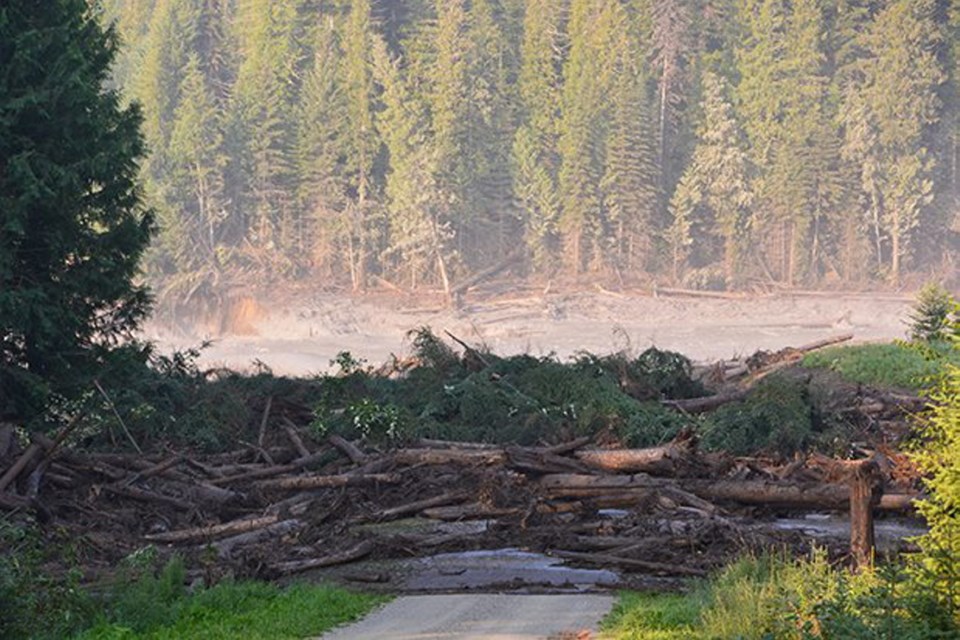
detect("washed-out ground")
[147,288,913,375]
[143,287,916,640]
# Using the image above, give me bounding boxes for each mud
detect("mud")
[145,290,913,375]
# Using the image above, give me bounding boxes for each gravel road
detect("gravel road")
[319,594,615,640]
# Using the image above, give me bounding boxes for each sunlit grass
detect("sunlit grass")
[801,341,958,391]
[601,591,699,640]
[75,581,386,640]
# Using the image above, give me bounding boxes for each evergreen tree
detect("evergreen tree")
[650,0,694,191]
[557,0,617,273]
[513,0,564,272]
[601,28,660,275]
[0,0,154,420]
[340,0,386,290]
[227,0,301,268]
[840,0,944,283]
[166,53,226,276]
[673,71,753,286]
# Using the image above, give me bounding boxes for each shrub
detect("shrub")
[700,376,813,456]
[909,283,959,342]
[912,340,960,622]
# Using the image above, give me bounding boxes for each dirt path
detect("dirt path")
[318,594,615,640]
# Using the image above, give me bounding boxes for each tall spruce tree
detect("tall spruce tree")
[672,71,753,286]
[513,0,564,272]
[0,0,154,420]
[840,0,944,283]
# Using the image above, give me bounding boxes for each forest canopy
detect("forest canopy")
[100,0,960,302]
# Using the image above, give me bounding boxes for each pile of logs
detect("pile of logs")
[0,417,922,581]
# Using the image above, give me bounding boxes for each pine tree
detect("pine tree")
[296,15,348,279]
[227,0,300,268]
[375,38,446,290]
[0,0,154,420]
[650,0,694,191]
[166,53,227,275]
[340,0,386,290]
[601,29,660,275]
[557,0,617,273]
[672,71,753,286]
[513,0,564,272]
[464,0,518,263]
[840,0,944,283]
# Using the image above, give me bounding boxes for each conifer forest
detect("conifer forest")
[102,0,960,301]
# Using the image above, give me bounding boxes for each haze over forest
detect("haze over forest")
[102,0,960,305]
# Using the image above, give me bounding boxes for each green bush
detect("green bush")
[912,341,960,622]
[700,376,813,456]
[908,283,959,342]
[0,522,94,640]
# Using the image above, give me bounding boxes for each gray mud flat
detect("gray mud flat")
[318,593,615,640]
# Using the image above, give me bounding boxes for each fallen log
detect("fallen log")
[0,443,42,492]
[102,484,194,511]
[371,490,470,522]
[392,448,506,466]
[145,515,280,543]
[328,434,368,464]
[271,540,376,576]
[551,549,707,576]
[538,474,917,512]
[662,390,748,414]
[421,503,521,521]
[282,418,311,458]
[575,441,696,476]
[212,450,331,485]
[256,472,401,491]
[211,519,305,559]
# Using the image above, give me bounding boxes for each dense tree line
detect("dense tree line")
[100,0,960,299]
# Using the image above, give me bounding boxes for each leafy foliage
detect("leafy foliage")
[911,336,960,621]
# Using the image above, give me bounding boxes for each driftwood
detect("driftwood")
[145,515,281,543]
[282,418,311,458]
[256,472,401,491]
[551,549,707,576]
[392,448,507,466]
[212,450,331,485]
[421,503,521,521]
[271,540,376,576]
[575,440,696,475]
[372,490,470,522]
[328,434,368,464]
[212,519,305,559]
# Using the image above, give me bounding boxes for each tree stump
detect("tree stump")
[849,460,882,571]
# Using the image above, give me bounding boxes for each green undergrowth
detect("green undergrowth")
[602,553,958,640]
[58,328,910,457]
[0,532,384,640]
[801,341,959,391]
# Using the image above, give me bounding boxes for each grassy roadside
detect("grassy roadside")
[75,580,385,639]
[601,553,957,640]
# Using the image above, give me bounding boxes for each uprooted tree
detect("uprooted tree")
[0,0,154,424]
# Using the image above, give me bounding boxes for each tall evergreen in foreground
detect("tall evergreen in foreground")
[0,0,154,420]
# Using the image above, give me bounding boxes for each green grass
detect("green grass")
[601,591,699,639]
[801,341,959,391]
[75,580,386,640]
